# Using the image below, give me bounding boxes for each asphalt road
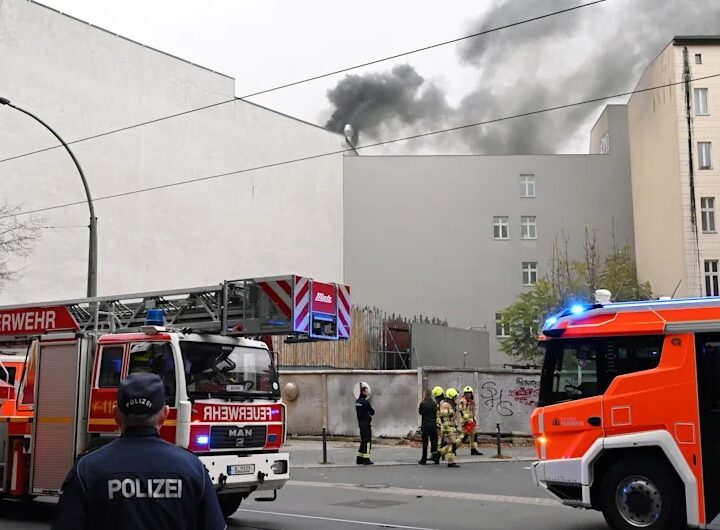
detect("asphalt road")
[0,461,609,530]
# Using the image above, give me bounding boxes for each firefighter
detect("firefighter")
[431,387,461,468]
[431,386,446,455]
[52,373,226,530]
[458,386,482,456]
[355,382,374,465]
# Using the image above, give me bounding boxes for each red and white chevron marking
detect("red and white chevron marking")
[258,279,293,319]
[337,284,351,339]
[294,276,310,333]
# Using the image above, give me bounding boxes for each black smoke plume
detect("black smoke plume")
[324,0,720,154]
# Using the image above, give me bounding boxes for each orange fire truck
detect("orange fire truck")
[531,295,720,530]
[0,275,351,518]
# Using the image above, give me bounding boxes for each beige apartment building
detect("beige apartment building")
[629,36,720,298]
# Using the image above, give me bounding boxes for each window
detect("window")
[0,366,17,386]
[538,336,663,406]
[97,346,124,388]
[495,312,508,337]
[129,342,176,405]
[520,174,536,197]
[522,262,538,286]
[521,216,537,239]
[706,260,720,296]
[702,197,716,233]
[696,53,703,65]
[493,216,509,240]
[699,142,713,169]
[181,342,278,399]
[695,88,710,116]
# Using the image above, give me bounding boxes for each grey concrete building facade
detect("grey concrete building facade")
[343,105,634,366]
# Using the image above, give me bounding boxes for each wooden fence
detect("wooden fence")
[272,306,447,369]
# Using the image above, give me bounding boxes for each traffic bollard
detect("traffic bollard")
[496,423,502,458]
[322,427,328,464]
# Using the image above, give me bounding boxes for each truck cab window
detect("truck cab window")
[539,335,663,406]
[0,366,17,386]
[128,342,176,406]
[98,346,124,388]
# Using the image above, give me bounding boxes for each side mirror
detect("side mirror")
[176,400,192,449]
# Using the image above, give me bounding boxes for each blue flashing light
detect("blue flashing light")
[268,434,278,443]
[145,308,166,326]
[570,304,585,315]
[195,435,209,445]
[544,316,558,328]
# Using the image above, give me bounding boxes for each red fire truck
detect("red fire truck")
[0,275,351,518]
[530,295,720,530]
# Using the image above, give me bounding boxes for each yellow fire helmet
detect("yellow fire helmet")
[445,387,459,400]
[463,386,474,394]
[431,386,445,398]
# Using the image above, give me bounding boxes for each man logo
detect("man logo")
[228,428,253,438]
[229,427,253,447]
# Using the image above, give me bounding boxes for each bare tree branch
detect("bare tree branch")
[0,203,41,289]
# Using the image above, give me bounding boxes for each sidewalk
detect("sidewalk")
[285,438,537,468]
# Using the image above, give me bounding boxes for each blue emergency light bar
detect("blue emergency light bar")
[145,308,166,326]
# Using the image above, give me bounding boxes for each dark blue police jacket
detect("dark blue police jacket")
[52,426,226,530]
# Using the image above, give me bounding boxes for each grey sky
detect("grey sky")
[30,0,720,154]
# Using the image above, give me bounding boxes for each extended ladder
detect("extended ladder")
[0,275,351,345]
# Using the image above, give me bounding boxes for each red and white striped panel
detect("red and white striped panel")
[258,279,293,320]
[293,276,310,333]
[337,284,351,339]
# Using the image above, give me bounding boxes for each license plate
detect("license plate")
[227,464,255,476]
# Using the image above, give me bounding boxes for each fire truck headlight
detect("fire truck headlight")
[196,435,209,445]
[271,460,288,475]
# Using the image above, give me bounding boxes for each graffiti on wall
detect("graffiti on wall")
[479,381,514,417]
[480,377,540,417]
[508,377,539,407]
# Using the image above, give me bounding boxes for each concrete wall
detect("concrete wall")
[281,370,420,438]
[343,108,633,366]
[0,0,345,303]
[423,369,540,435]
[411,323,489,369]
[280,369,539,437]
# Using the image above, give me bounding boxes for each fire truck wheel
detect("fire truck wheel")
[218,493,244,519]
[599,457,685,530]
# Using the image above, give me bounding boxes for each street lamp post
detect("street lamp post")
[0,97,97,298]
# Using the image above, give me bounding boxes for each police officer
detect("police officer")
[52,373,226,530]
[458,386,482,456]
[431,387,461,468]
[355,382,374,465]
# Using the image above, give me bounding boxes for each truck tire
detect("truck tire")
[599,456,685,530]
[218,493,244,519]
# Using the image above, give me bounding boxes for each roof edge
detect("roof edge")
[674,35,720,46]
[27,0,235,81]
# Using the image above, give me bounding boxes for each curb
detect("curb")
[293,456,536,469]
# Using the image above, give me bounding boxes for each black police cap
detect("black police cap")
[117,372,165,416]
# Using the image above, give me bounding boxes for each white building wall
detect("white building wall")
[687,43,720,296]
[630,38,720,299]
[0,0,345,303]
